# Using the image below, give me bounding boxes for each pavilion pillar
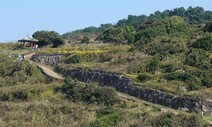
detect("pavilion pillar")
[31,42,33,48]
[23,42,26,48]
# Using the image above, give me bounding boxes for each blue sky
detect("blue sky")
[0,0,212,42]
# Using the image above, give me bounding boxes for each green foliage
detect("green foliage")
[117,15,147,29]
[65,54,81,64]
[161,64,180,73]
[137,73,152,82]
[204,22,212,32]
[57,78,119,106]
[164,72,187,81]
[185,49,209,67]
[192,35,212,51]
[146,56,161,73]
[164,71,203,90]
[52,37,65,48]
[0,55,45,86]
[99,51,114,62]
[135,16,189,42]
[65,52,100,64]
[117,6,212,26]
[186,75,202,90]
[146,112,206,127]
[63,24,113,42]
[0,88,43,101]
[81,36,90,44]
[147,43,184,55]
[194,70,212,88]
[185,6,206,24]
[33,31,65,47]
[98,26,134,43]
[90,107,122,127]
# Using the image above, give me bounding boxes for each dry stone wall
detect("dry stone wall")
[31,54,212,115]
[31,54,65,66]
[62,68,212,115]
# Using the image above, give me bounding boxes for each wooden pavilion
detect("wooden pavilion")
[18,37,38,48]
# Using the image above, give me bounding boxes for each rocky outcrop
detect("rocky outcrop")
[62,68,212,115]
[31,54,65,66]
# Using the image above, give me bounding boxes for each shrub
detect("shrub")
[164,71,203,90]
[98,26,134,43]
[162,64,180,73]
[137,73,152,82]
[0,56,45,86]
[147,43,184,55]
[90,108,122,127]
[147,112,206,127]
[192,35,212,51]
[12,91,28,101]
[185,49,209,67]
[57,78,119,106]
[164,72,187,81]
[146,56,161,73]
[195,70,212,88]
[99,52,114,62]
[65,54,81,64]
[186,75,201,90]
[81,36,90,44]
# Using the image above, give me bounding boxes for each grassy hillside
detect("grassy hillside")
[0,6,212,127]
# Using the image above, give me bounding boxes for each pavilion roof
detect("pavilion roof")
[18,37,38,42]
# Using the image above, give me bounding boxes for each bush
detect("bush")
[90,108,122,127]
[192,35,212,51]
[81,36,90,44]
[146,56,161,73]
[164,72,187,81]
[203,22,212,32]
[98,26,134,43]
[0,56,45,86]
[0,88,43,101]
[164,71,202,91]
[162,64,180,73]
[147,43,184,55]
[99,52,114,62]
[57,78,119,106]
[185,49,209,67]
[195,70,212,88]
[147,112,206,127]
[65,54,81,64]
[137,73,152,82]
[186,75,201,90]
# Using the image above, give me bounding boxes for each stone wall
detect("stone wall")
[62,68,212,115]
[31,54,65,66]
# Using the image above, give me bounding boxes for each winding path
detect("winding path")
[24,53,64,80]
[24,52,212,125]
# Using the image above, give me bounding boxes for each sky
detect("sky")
[0,0,212,42]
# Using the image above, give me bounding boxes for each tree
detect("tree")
[81,36,90,44]
[52,37,65,48]
[203,22,212,32]
[172,7,186,17]
[192,35,212,51]
[33,31,65,47]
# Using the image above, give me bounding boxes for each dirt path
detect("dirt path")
[117,92,178,114]
[24,52,212,125]
[24,53,64,80]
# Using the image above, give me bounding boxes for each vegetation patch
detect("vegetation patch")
[56,78,120,106]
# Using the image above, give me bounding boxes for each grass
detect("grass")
[0,80,168,127]
[0,42,211,126]
[49,43,211,97]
